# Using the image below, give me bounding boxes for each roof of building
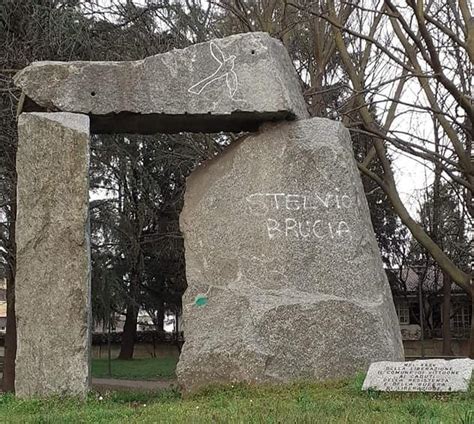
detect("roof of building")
[386,267,462,294]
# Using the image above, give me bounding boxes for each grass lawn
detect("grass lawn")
[0,375,472,423]
[91,357,177,380]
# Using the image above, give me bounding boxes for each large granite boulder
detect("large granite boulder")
[15,112,91,397]
[177,117,404,392]
[14,33,308,134]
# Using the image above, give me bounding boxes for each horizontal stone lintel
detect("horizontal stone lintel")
[15,32,308,134]
[22,97,293,133]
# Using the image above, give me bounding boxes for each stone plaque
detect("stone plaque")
[362,359,474,392]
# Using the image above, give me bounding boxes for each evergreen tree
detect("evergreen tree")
[90,132,221,358]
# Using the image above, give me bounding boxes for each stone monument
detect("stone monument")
[176,119,404,392]
[13,31,403,397]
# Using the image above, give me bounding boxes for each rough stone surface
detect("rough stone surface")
[177,117,404,392]
[362,359,474,392]
[15,112,91,398]
[14,33,308,134]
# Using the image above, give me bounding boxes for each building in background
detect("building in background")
[387,268,472,357]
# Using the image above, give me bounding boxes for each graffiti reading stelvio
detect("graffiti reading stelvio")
[246,192,353,241]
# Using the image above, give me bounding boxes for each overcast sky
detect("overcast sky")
[88,0,442,221]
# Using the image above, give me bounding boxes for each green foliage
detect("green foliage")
[0,377,472,423]
[89,132,221,333]
[409,181,470,272]
[0,0,188,342]
[91,358,176,380]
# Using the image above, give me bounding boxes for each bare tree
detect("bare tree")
[322,0,473,354]
[211,0,473,354]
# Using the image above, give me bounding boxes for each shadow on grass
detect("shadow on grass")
[91,357,177,380]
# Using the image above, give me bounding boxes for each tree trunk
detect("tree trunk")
[1,120,17,392]
[469,290,474,359]
[331,18,471,292]
[2,267,16,393]
[156,300,164,333]
[2,194,17,392]
[176,311,181,335]
[441,272,453,356]
[118,301,138,360]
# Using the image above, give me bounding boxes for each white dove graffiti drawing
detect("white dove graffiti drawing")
[188,42,238,98]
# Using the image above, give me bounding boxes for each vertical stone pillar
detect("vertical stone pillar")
[15,112,91,397]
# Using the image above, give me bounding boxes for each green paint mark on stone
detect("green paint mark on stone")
[194,294,208,307]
